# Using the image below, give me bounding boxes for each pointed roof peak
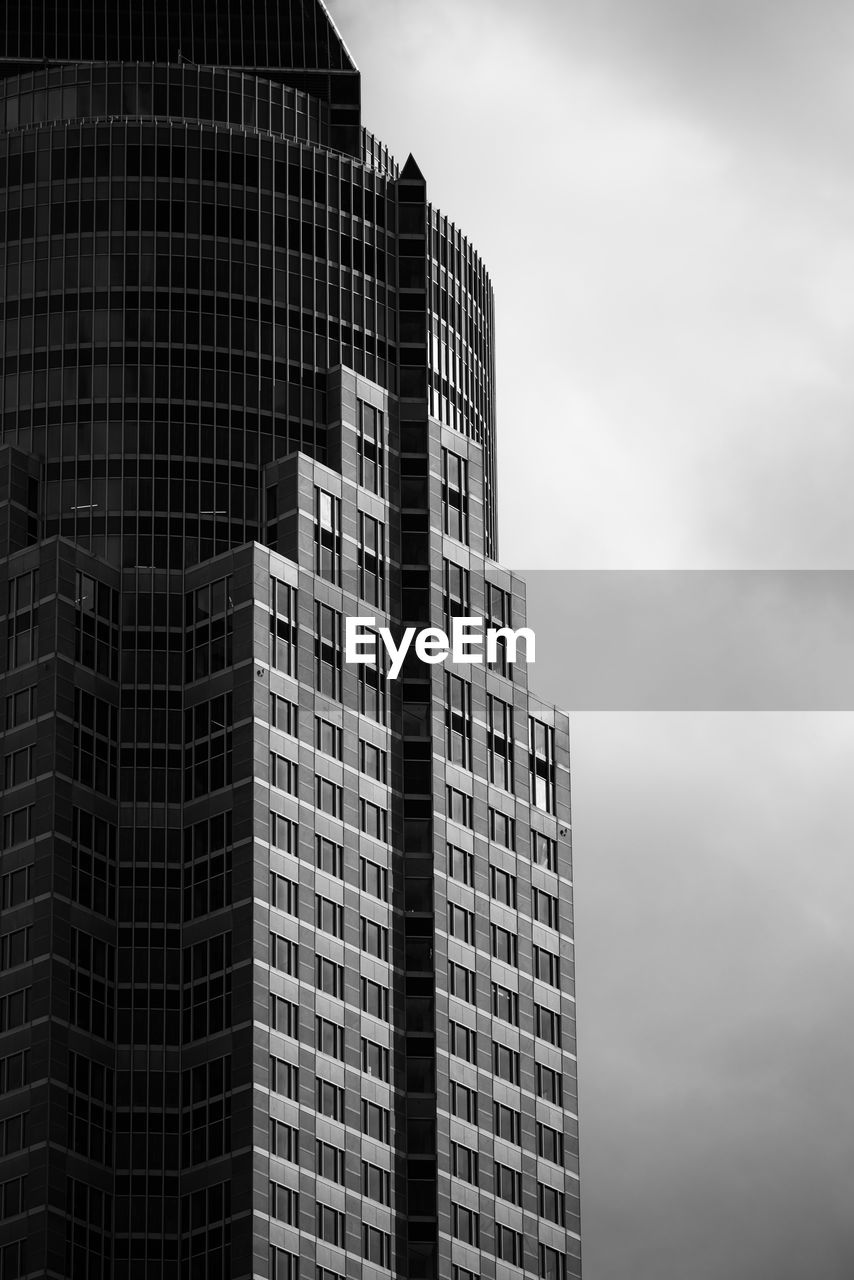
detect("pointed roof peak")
[400,153,426,183]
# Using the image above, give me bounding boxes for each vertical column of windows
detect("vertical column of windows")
[268,576,296,674]
[441,448,468,543]
[315,487,341,583]
[5,568,39,668]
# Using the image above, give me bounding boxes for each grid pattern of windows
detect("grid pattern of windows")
[74,571,118,677]
[186,578,233,680]
[5,569,39,667]
[73,690,117,797]
[67,1051,113,1164]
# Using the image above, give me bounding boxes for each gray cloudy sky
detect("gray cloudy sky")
[328,3,854,1278]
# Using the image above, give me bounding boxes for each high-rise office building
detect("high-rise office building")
[0,3,579,1278]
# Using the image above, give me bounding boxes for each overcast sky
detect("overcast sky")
[328,4,854,1278]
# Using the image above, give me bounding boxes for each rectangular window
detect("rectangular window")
[537,1122,565,1164]
[540,1244,568,1280]
[493,1042,520,1084]
[448,961,476,1004]
[361,918,389,961]
[445,672,472,769]
[271,1247,299,1280]
[532,830,559,872]
[362,1038,390,1081]
[316,1202,346,1246]
[0,929,30,972]
[442,559,470,630]
[316,603,342,699]
[490,865,517,907]
[359,652,387,723]
[449,1021,477,1063]
[270,1120,299,1161]
[269,578,296,674]
[316,836,343,878]
[492,983,520,1027]
[361,977,389,1021]
[0,988,30,1032]
[494,1102,521,1144]
[4,686,35,729]
[74,572,118,679]
[539,1183,566,1225]
[530,717,557,813]
[491,924,518,966]
[315,956,344,999]
[316,1079,345,1121]
[270,752,298,795]
[362,1099,390,1143]
[489,808,515,849]
[452,1205,479,1246]
[359,740,387,781]
[537,1063,564,1105]
[6,568,39,668]
[495,1162,522,1204]
[317,1139,345,1184]
[270,933,299,976]
[271,872,299,917]
[448,903,475,945]
[487,693,514,790]
[316,1016,345,1060]
[441,447,468,543]
[534,944,561,989]
[360,798,388,841]
[1,806,33,851]
[450,1081,478,1124]
[269,1056,299,1099]
[362,1161,391,1204]
[270,994,299,1038]
[358,512,385,607]
[486,582,511,678]
[535,1004,562,1046]
[270,812,298,855]
[447,785,473,829]
[451,1142,478,1185]
[447,843,473,886]
[496,1225,523,1266]
[315,488,342,584]
[316,895,343,939]
[315,716,342,760]
[0,1113,27,1156]
[315,776,343,817]
[358,401,384,495]
[533,886,560,929]
[3,746,33,789]
[0,1049,29,1095]
[363,1224,391,1268]
[360,857,389,901]
[270,692,298,735]
[0,866,31,910]
[269,1182,299,1225]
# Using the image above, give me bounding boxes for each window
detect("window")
[359,651,387,723]
[270,692,297,735]
[495,1162,522,1204]
[362,1099,390,1143]
[539,1183,566,1225]
[1,866,31,910]
[316,603,342,699]
[537,1122,564,1164]
[315,488,342,583]
[530,717,556,813]
[490,865,516,907]
[486,582,511,678]
[452,1206,479,1246]
[361,978,389,1021]
[0,1049,29,1095]
[531,830,559,872]
[270,1247,299,1280]
[358,512,385,607]
[487,694,514,790]
[535,1004,562,1046]
[187,576,233,680]
[1,806,32,850]
[6,568,39,667]
[361,918,388,960]
[316,836,343,878]
[315,776,343,817]
[270,994,299,1038]
[69,928,115,1041]
[0,1174,25,1220]
[0,988,29,1032]
[74,572,118,679]
[67,1051,114,1166]
[269,1056,299,1100]
[270,933,298,976]
[72,808,117,917]
[362,1039,390,1081]
[270,812,298,855]
[534,945,561,989]
[0,929,30,972]
[363,1225,391,1268]
[445,673,472,769]
[184,692,234,799]
[317,1140,345,1184]
[358,401,384,495]
[448,961,476,1004]
[489,808,515,849]
[533,887,560,929]
[362,1162,391,1204]
[491,924,518,966]
[496,1225,523,1266]
[359,740,387,781]
[4,686,35,729]
[72,689,117,796]
[0,1114,27,1156]
[316,1016,345,1060]
[447,785,472,828]
[360,799,388,841]
[315,717,342,759]
[3,746,33,790]
[492,982,520,1026]
[271,872,299,917]
[442,448,468,542]
[315,956,344,999]
[270,1182,299,1226]
[270,752,298,795]
[450,1081,478,1124]
[361,857,389,901]
[316,1079,345,1121]
[494,1102,520,1144]
[447,843,473,886]
[537,1063,563,1105]
[493,1042,520,1084]
[451,1142,478,1184]
[269,578,296,674]
[316,895,343,939]
[448,903,475,945]
[540,1245,568,1280]
[449,1021,477,1063]
[442,559,470,630]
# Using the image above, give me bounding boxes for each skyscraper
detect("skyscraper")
[0,2,580,1277]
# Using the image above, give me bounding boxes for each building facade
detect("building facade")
[0,3,580,1278]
